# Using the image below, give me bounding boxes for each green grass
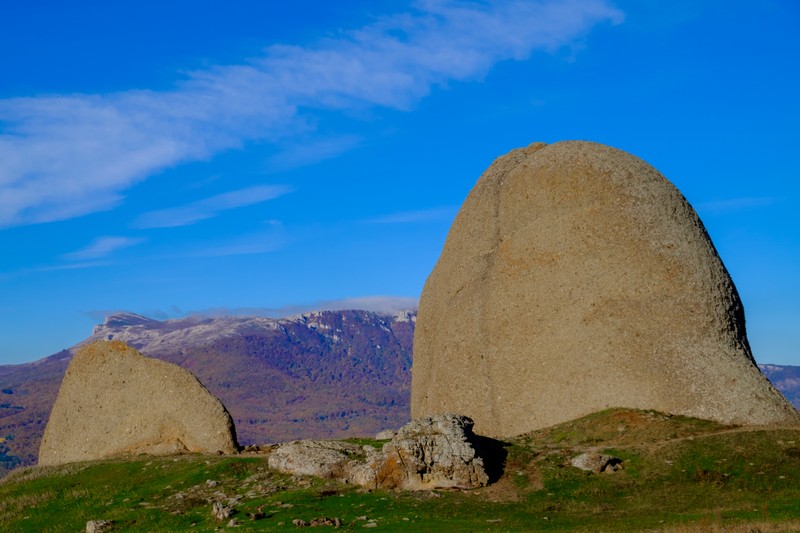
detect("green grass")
[3,409,800,531]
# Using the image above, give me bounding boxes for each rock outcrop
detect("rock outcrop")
[368,414,488,490]
[39,341,238,465]
[412,141,799,437]
[266,414,488,490]
[570,452,623,473]
[267,440,362,479]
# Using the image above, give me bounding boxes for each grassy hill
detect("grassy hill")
[3,409,800,532]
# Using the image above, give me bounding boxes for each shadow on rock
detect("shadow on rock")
[472,435,510,484]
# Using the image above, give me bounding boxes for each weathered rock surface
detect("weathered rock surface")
[570,452,623,473]
[374,429,396,440]
[266,414,488,490]
[39,341,238,466]
[85,520,113,533]
[412,141,799,437]
[267,440,364,479]
[367,414,489,490]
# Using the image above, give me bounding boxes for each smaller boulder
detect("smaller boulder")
[39,340,239,466]
[86,520,113,533]
[570,452,623,473]
[375,414,489,490]
[267,440,364,479]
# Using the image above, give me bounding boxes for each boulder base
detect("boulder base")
[39,340,238,465]
[411,141,799,437]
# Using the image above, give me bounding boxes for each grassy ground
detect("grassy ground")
[2,409,800,532]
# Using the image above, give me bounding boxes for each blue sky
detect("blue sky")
[1,0,798,365]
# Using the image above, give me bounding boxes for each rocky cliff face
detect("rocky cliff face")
[0,309,415,474]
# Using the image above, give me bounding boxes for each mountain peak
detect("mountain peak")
[92,313,161,336]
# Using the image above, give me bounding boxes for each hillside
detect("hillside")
[3,408,800,531]
[0,310,414,475]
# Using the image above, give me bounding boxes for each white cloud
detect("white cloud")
[307,295,419,314]
[696,196,776,214]
[134,184,293,228]
[266,136,363,171]
[0,0,623,228]
[364,206,458,224]
[188,238,285,258]
[62,236,146,261]
[184,223,287,257]
[40,261,113,271]
[183,296,419,318]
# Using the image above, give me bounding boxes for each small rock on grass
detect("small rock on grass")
[570,452,623,473]
[211,501,235,520]
[292,517,343,527]
[86,520,113,533]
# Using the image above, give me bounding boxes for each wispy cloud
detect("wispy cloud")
[305,295,419,314]
[266,135,363,172]
[0,0,623,228]
[696,196,776,214]
[185,222,287,257]
[364,206,458,224]
[85,296,418,328]
[174,296,419,318]
[62,236,145,261]
[134,184,293,228]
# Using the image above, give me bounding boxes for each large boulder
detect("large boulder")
[411,141,799,437]
[39,340,238,465]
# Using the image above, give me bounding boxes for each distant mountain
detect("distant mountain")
[0,310,415,475]
[2,311,797,478]
[759,364,800,407]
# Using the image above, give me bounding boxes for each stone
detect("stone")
[374,429,396,440]
[265,415,488,491]
[412,141,799,437]
[266,440,362,479]
[212,501,233,521]
[39,340,239,466]
[86,520,113,533]
[248,506,266,520]
[570,452,623,473]
[370,414,489,490]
